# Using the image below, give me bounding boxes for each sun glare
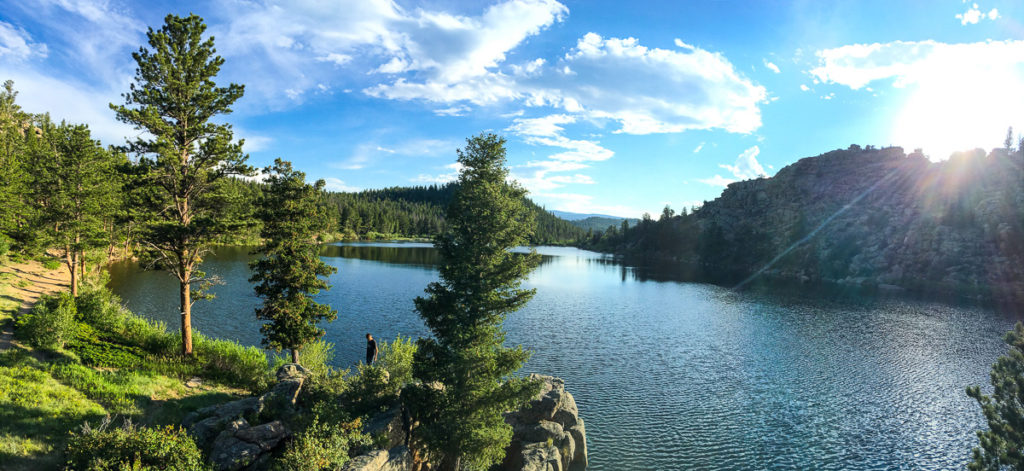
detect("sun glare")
[891,68,1024,161]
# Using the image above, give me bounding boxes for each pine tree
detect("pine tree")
[249,159,336,364]
[967,322,1024,470]
[31,121,120,296]
[0,80,32,245]
[405,133,541,471]
[111,14,252,356]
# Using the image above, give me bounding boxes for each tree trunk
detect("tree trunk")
[291,348,299,364]
[440,455,460,471]
[68,252,78,298]
[79,250,85,281]
[180,281,193,356]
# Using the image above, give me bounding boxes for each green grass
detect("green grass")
[0,287,263,468]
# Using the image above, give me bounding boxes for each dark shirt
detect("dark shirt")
[366,339,377,358]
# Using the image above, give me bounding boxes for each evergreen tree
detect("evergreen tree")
[31,121,120,296]
[0,80,32,245]
[405,133,541,471]
[967,322,1024,470]
[249,159,336,364]
[111,14,252,356]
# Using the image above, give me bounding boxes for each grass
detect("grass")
[0,283,264,469]
[0,272,18,325]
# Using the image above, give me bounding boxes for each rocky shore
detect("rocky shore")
[186,366,587,471]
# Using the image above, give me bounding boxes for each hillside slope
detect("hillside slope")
[587,145,1024,301]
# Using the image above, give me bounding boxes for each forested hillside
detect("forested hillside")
[321,183,585,244]
[583,143,1024,302]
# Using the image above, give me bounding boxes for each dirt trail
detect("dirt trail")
[0,260,71,351]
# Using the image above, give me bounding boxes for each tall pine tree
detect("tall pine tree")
[0,81,32,247]
[968,322,1024,470]
[406,133,541,471]
[111,14,252,356]
[249,159,336,364]
[32,121,120,296]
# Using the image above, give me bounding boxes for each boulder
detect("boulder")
[341,445,411,471]
[500,376,587,471]
[364,403,407,450]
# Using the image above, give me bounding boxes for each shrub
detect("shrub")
[341,363,393,417]
[272,416,369,471]
[75,288,125,332]
[16,293,78,350]
[193,333,271,393]
[65,418,208,471]
[41,258,62,271]
[0,233,10,258]
[378,335,417,394]
[271,339,336,379]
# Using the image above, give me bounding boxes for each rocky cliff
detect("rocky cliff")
[598,145,1024,303]
[697,145,1024,300]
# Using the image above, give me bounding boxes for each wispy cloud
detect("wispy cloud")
[699,146,767,187]
[763,59,780,74]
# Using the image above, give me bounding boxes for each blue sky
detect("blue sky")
[2,0,1023,217]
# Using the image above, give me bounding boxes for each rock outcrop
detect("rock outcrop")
[184,364,309,471]
[603,145,1024,302]
[346,374,588,471]
[499,374,587,471]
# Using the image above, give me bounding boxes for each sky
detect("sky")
[2,0,1024,218]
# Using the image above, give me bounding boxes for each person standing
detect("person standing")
[366,333,378,365]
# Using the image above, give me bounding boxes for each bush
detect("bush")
[271,339,336,379]
[0,233,10,258]
[378,335,417,394]
[41,258,62,271]
[65,418,208,471]
[193,333,271,393]
[75,288,126,332]
[341,363,393,417]
[16,292,77,350]
[272,416,369,471]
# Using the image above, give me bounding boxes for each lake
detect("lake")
[107,243,1017,470]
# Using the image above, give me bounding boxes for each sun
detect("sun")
[891,69,1024,161]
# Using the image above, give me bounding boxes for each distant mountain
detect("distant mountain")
[549,210,635,221]
[571,216,639,233]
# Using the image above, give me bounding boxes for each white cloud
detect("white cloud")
[323,177,360,192]
[697,175,735,187]
[763,59,780,74]
[955,3,998,25]
[699,146,767,188]
[433,105,471,116]
[800,84,810,91]
[411,162,463,184]
[317,53,353,65]
[719,146,766,179]
[693,142,705,153]
[673,38,694,51]
[0,68,133,146]
[810,39,1024,158]
[519,33,767,135]
[0,21,47,61]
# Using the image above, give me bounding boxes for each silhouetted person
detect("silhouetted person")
[366,333,378,365]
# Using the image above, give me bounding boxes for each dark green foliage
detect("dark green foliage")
[15,292,77,350]
[967,322,1024,470]
[111,13,253,356]
[405,133,541,470]
[65,419,208,471]
[29,120,121,295]
[321,182,584,244]
[272,416,370,471]
[250,159,337,363]
[0,80,33,246]
[341,364,394,418]
[66,323,146,369]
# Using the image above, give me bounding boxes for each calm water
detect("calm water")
[107,243,1018,470]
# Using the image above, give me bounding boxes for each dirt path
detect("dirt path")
[0,260,71,351]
